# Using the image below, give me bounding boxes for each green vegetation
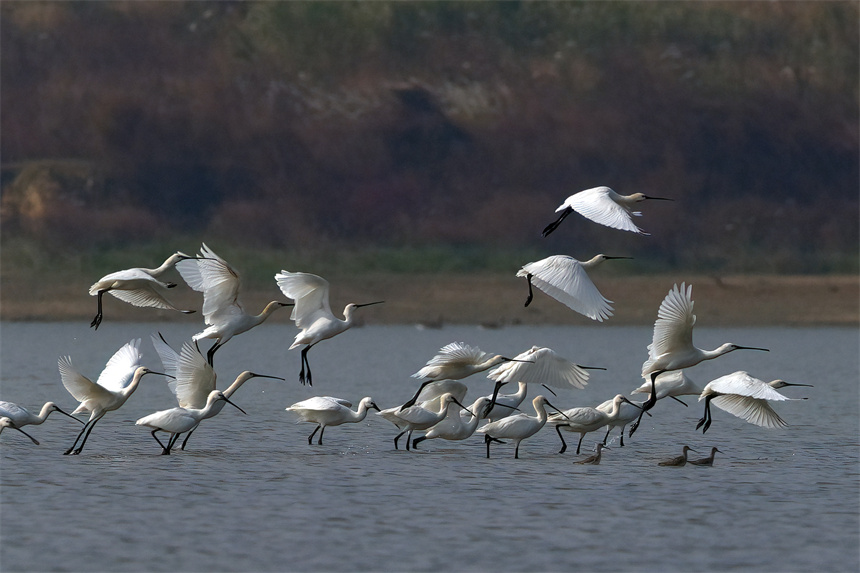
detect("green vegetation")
[1,1,857,276]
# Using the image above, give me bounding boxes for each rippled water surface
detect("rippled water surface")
[1,321,858,572]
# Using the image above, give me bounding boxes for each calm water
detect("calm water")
[1,321,858,572]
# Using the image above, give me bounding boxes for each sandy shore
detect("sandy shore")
[1,273,856,327]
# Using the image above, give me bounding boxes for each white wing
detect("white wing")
[705,371,791,402]
[95,339,143,391]
[710,395,788,429]
[288,396,351,412]
[415,380,469,405]
[170,340,216,409]
[488,346,590,390]
[518,256,613,321]
[59,356,112,404]
[108,284,183,311]
[275,271,333,329]
[643,283,695,375]
[568,187,645,234]
[0,402,26,421]
[177,243,242,321]
[412,342,488,378]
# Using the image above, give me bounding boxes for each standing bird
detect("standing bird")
[658,445,697,466]
[275,271,383,386]
[412,396,492,449]
[476,395,567,459]
[688,447,723,466]
[481,381,528,422]
[136,390,246,455]
[486,345,603,414]
[176,243,291,366]
[0,417,41,445]
[574,443,608,465]
[629,283,769,436]
[696,371,812,433]
[596,395,649,447]
[151,333,285,450]
[0,401,81,433]
[377,393,470,451]
[400,342,528,410]
[59,339,167,455]
[517,254,630,321]
[89,252,196,329]
[549,394,641,455]
[286,396,380,445]
[542,186,672,237]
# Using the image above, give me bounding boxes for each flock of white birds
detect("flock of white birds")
[0,186,812,462]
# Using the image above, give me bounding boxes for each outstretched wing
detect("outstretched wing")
[177,243,242,321]
[96,339,143,392]
[519,256,612,321]
[569,187,645,234]
[275,271,333,329]
[643,283,695,375]
[488,346,590,390]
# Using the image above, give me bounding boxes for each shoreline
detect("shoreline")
[1,273,857,327]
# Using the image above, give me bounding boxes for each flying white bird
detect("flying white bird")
[151,333,284,449]
[629,283,769,436]
[59,339,167,455]
[286,396,380,445]
[517,254,630,321]
[377,393,470,451]
[400,342,529,410]
[541,186,672,237]
[89,252,196,329]
[658,445,697,467]
[477,395,568,459]
[275,271,383,386]
[0,416,40,444]
[177,244,291,365]
[486,345,604,413]
[697,371,811,433]
[135,390,246,455]
[688,447,723,466]
[411,396,492,450]
[549,394,641,454]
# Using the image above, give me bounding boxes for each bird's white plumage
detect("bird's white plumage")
[275,272,333,331]
[0,401,73,427]
[476,395,557,458]
[643,283,696,377]
[176,243,242,320]
[421,396,491,442]
[61,339,143,403]
[632,370,700,400]
[563,186,646,234]
[136,390,233,435]
[487,346,591,390]
[412,342,500,380]
[517,255,613,321]
[286,396,378,443]
[699,371,798,429]
[151,335,214,409]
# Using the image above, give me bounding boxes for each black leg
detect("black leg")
[576,433,585,455]
[524,274,535,307]
[602,426,612,446]
[70,416,101,455]
[317,425,325,445]
[514,441,520,459]
[207,342,221,367]
[400,381,431,411]
[299,345,314,386]
[555,425,568,454]
[412,436,426,449]
[308,425,320,445]
[541,206,574,237]
[629,370,662,437]
[484,434,492,458]
[150,429,168,453]
[90,290,107,329]
[64,421,91,455]
[394,429,407,450]
[165,433,182,454]
[180,425,198,450]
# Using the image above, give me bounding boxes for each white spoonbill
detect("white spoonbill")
[476,395,567,459]
[135,390,246,455]
[377,393,470,451]
[412,380,469,411]
[59,339,167,455]
[0,400,82,431]
[481,381,527,422]
[0,417,40,445]
[486,345,604,413]
[275,270,383,386]
[177,243,291,366]
[574,443,607,465]
[541,186,672,237]
[400,342,529,410]
[696,371,812,433]
[688,447,723,466]
[658,445,697,466]
[517,254,630,321]
[629,283,769,436]
[411,396,492,450]
[151,333,284,449]
[89,252,196,329]
[631,370,702,406]
[596,395,649,447]
[549,394,641,454]
[286,396,380,445]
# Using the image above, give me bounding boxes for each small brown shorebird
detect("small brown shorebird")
[658,445,697,466]
[574,443,607,465]
[688,447,723,466]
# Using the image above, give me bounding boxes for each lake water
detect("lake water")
[1,321,858,572]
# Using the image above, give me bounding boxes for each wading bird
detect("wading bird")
[629,283,769,437]
[400,342,529,410]
[688,447,723,466]
[136,390,246,455]
[287,396,380,445]
[574,443,607,465]
[542,186,672,237]
[596,395,649,447]
[276,271,383,386]
[377,393,470,451]
[477,395,567,459]
[550,394,641,454]
[486,345,603,414]
[517,254,630,321]
[481,381,527,422]
[59,339,167,455]
[177,243,291,366]
[151,333,285,449]
[412,396,492,449]
[658,445,697,466]
[0,401,81,434]
[697,371,811,433]
[0,417,40,445]
[89,252,196,329]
